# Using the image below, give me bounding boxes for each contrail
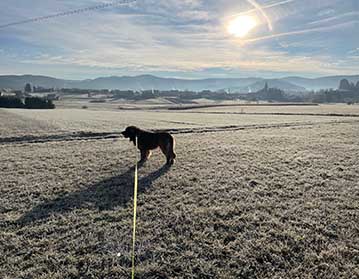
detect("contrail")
[245,0,273,31]
[259,0,295,10]
[243,20,357,43]
[0,0,136,29]
[229,0,296,18]
[308,11,359,25]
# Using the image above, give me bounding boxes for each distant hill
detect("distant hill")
[0,74,262,91]
[0,74,358,92]
[0,75,70,90]
[281,75,359,91]
[229,79,306,93]
[78,75,263,91]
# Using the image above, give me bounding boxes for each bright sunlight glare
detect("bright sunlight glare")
[227,15,257,38]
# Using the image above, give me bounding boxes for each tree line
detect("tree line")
[0,96,55,109]
[6,79,359,104]
[69,79,359,103]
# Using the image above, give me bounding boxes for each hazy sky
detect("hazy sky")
[0,0,358,79]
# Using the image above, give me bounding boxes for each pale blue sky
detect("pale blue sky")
[0,0,358,79]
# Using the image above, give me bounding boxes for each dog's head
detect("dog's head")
[121,126,139,140]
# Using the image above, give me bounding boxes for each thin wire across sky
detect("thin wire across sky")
[0,0,136,29]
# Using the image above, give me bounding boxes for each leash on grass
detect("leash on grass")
[131,136,138,279]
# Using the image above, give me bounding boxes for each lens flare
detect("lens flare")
[227,15,257,38]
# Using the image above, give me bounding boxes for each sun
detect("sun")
[227,15,257,38]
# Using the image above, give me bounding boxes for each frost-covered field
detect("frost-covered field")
[1,105,358,278]
[191,103,359,115]
[1,105,358,137]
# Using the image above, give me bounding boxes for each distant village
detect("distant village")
[1,78,359,109]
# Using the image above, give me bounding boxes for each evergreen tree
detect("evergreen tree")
[24,83,32,93]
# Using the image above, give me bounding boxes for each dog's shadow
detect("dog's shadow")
[16,163,170,225]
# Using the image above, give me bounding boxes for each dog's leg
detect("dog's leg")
[159,143,169,164]
[140,149,151,163]
[160,143,175,165]
[169,144,176,165]
[167,143,175,165]
[167,137,176,165]
[146,150,152,160]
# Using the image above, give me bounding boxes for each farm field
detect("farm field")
[190,103,359,116]
[1,104,359,138]
[1,104,359,278]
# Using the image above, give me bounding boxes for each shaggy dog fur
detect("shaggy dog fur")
[121,126,176,165]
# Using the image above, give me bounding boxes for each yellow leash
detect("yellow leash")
[131,136,138,279]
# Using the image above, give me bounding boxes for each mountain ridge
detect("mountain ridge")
[1,74,358,92]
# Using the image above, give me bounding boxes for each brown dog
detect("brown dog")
[121,126,176,165]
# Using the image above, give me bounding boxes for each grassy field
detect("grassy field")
[1,103,359,278]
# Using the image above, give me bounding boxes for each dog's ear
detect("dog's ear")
[121,126,131,138]
[122,126,139,141]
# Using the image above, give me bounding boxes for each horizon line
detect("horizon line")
[0,73,359,81]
